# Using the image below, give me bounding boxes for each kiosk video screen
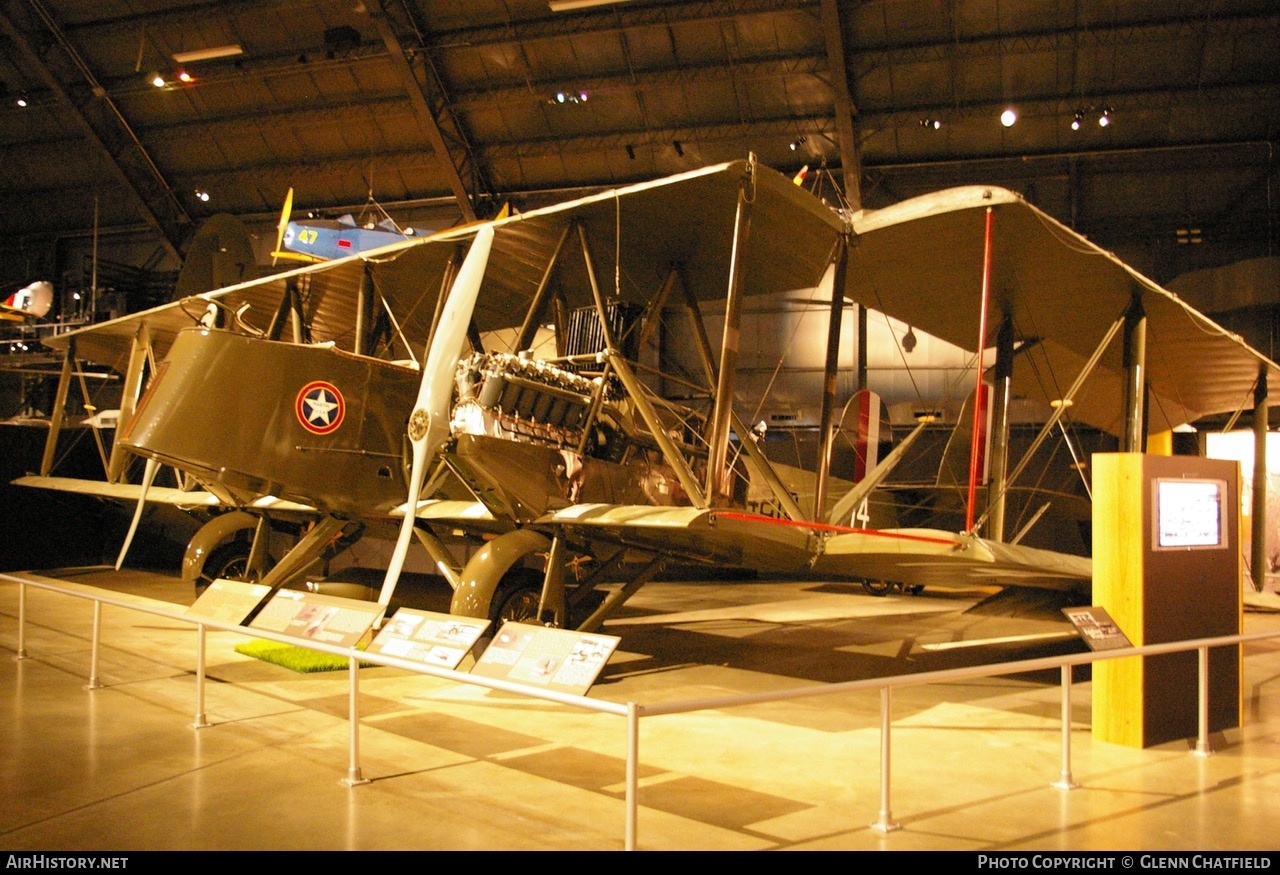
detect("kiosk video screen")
[1153,478,1228,550]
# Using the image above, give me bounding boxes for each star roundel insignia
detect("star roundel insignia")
[296,381,346,435]
[407,407,429,442]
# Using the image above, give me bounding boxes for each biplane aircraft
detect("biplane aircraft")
[2,281,54,322]
[269,187,428,264]
[17,158,1280,632]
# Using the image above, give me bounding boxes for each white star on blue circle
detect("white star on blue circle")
[302,386,340,427]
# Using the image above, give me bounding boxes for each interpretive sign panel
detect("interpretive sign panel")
[1063,605,1133,651]
[366,609,490,670]
[187,579,272,625]
[248,589,384,648]
[470,622,620,696]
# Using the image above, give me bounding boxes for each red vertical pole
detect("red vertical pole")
[966,206,995,533]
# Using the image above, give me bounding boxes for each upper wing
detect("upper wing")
[844,186,1280,435]
[50,159,845,374]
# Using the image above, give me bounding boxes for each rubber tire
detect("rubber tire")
[194,540,253,596]
[861,579,893,597]
[490,569,543,625]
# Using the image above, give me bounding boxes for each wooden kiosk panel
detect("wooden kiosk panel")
[1092,453,1242,748]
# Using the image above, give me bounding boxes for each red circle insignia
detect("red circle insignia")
[295,381,345,435]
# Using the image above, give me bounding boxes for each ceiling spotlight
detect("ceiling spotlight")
[919,118,941,130]
[789,136,807,151]
[673,140,684,157]
[1000,108,1017,127]
[15,92,29,107]
[176,68,193,83]
[1071,110,1084,131]
[149,71,165,88]
[195,189,210,202]
[1098,107,1112,127]
[550,90,589,105]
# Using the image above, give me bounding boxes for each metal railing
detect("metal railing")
[3,568,1268,850]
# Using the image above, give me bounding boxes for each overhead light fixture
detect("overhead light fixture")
[902,325,918,353]
[919,118,941,130]
[789,136,807,151]
[1000,108,1017,127]
[1071,110,1084,131]
[1098,107,1112,127]
[625,144,635,160]
[15,92,29,107]
[176,68,194,83]
[195,189,210,202]
[1176,228,1203,245]
[149,71,165,88]
[548,0,631,10]
[673,140,684,157]
[549,90,589,105]
[173,45,244,64]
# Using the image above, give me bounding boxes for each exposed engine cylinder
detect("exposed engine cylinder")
[451,352,613,449]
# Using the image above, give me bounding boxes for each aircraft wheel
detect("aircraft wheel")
[491,569,543,625]
[861,579,893,597]
[195,540,252,596]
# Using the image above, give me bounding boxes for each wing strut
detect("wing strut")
[107,324,152,484]
[986,316,1016,541]
[972,314,1125,535]
[40,341,74,477]
[730,410,808,522]
[706,160,755,502]
[1121,295,1147,452]
[965,206,994,533]
[515,224,571,352]
[677,270,719,391]
[814,244,848,519]
[379,225,495,607]
[608,352,708,508]
[826,415,931,526]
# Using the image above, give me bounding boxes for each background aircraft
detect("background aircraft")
[270,187,428,264]
[2,281,54,321]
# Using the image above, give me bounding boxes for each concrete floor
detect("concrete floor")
[3,566,1280,851]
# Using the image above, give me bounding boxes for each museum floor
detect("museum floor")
[3,566,1280,851]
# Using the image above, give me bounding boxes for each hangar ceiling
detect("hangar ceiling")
[0,0,1277,295]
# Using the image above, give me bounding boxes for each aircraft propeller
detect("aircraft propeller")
[377,224,495,606]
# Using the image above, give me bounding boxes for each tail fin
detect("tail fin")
[273,188,293,258]
[836,389,892,484]
[270,188,320,264]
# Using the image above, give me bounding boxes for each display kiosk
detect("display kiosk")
[1091,453,1242,747]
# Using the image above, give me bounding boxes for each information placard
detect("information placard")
[470,622,620,696]
[365,609,490,670]
[248,589,385,648]
[1063,605,1133,651]
[186,579,272,625]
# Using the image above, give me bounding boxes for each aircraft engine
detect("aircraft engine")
[451,352,616,450]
